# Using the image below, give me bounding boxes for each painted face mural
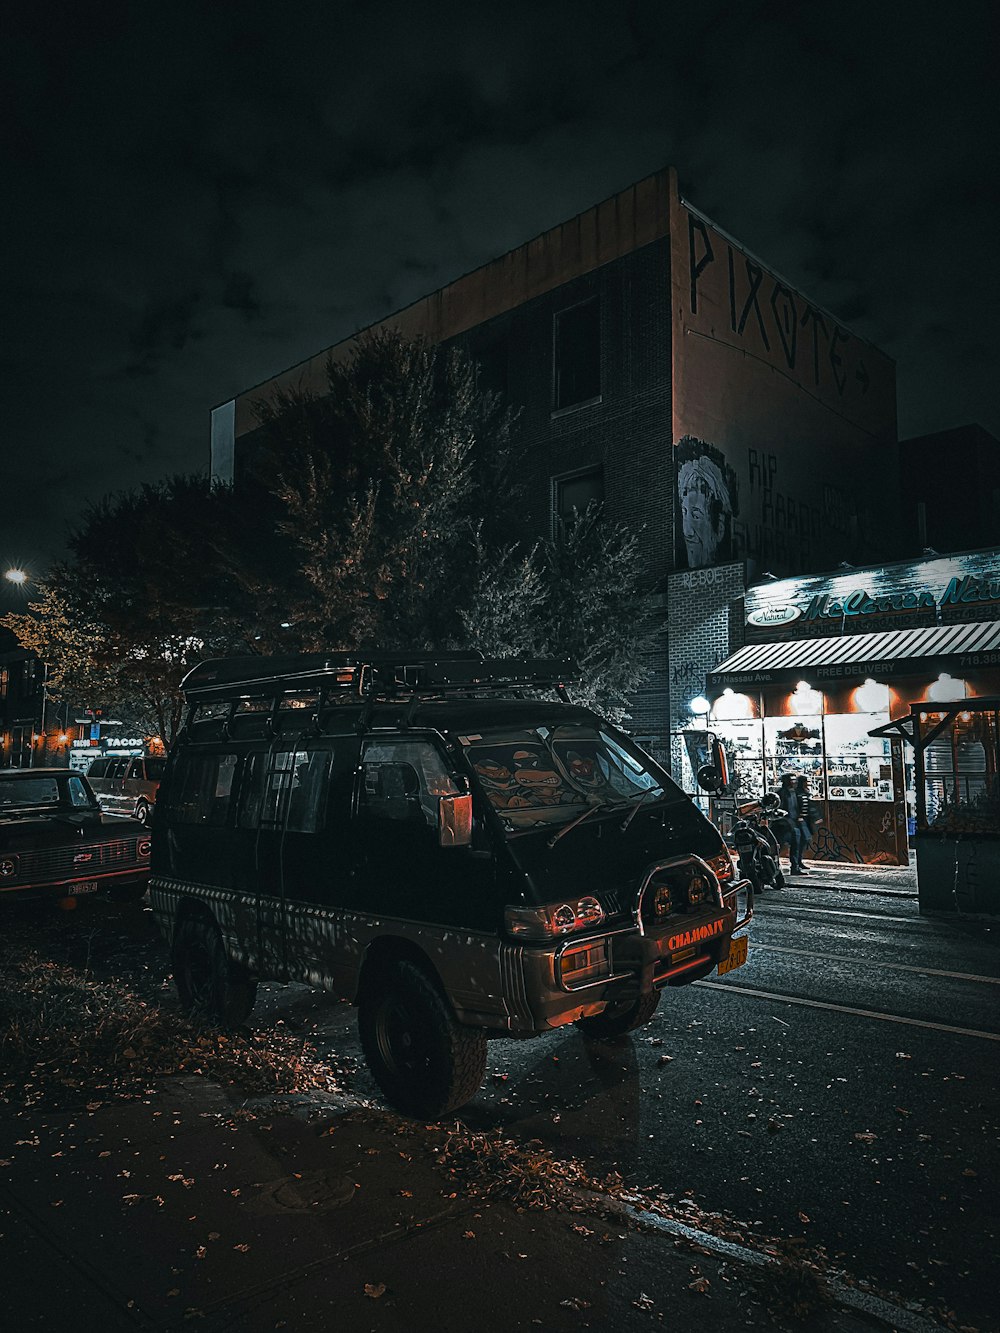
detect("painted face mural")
[675,437,739,569]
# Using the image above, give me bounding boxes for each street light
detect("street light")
[4,568,28,586]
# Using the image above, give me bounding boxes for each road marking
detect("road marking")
[758,902,929,926]
[620,1205,942,1333]
[754,942,1000,986]
[696,980,1000,1041]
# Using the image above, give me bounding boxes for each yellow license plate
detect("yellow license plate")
[718,935,748,975]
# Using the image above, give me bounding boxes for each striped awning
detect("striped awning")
[707,620,1000,686]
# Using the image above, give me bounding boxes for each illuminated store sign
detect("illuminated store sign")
[745,552,1000,637]
[805,575,1000,623]
[746,604,802,627]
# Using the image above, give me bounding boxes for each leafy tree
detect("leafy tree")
[2,476,251,750]
[461,505,654,723]
[242,330,521,652]
[6,330,655,741]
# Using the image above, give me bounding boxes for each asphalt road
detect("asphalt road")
[8,886,999,1329]
[268,885,1000,1328]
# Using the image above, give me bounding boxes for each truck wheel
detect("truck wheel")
[358,960,487,1118]
[576,989,661,1040]
[173,916,257,1027]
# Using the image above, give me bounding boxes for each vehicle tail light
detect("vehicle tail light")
[559,939,611,988]
[707,851,734,884]
[505,894,605,940]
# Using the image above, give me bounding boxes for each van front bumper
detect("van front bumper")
[492,877,752,1033]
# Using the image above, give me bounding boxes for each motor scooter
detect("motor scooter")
[732,793,786,894]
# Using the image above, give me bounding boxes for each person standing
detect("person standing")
[772,773,804,876]
[793,775,814,874]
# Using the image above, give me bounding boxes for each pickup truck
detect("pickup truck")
[0,767,151,906]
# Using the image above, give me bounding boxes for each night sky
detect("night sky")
[3,0,998,603]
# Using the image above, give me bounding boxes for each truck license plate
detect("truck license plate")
[718,935,748,975]
[69,880,99,896]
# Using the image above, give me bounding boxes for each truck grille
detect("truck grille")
[9,838,143,883]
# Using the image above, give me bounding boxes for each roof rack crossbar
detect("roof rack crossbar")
[182,653,577,703]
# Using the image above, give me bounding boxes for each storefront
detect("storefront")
[702,549,1000,865]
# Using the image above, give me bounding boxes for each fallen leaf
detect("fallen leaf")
[633,1293,655,1310]
[364,1283,386,1300]
[560,1297,592,1310]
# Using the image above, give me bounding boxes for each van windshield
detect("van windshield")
[464,725,681,832]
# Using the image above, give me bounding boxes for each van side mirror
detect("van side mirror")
[438,793,473,847]
[696,733,732,795]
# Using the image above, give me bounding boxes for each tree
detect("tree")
[246,330,654,717]
[6,330,656,740]
[2,476,251,750]
[461,505,655,724]
[241,329,522,652]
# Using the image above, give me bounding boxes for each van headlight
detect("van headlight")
[506,894,605,940]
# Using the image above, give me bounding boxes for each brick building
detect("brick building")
[211,167,899,771]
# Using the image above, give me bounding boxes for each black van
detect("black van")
[150,654,751,1117]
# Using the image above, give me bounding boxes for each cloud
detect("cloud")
[1,0,996,575]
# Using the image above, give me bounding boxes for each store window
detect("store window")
[824,714,892,801]
[923,708,997,830]
[764,714,825,798]
[553,298,600,410]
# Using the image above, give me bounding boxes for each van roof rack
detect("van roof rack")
[181,652,577,702]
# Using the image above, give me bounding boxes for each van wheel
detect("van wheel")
[135,801,151,826]
[358,960,487,1118]
[576,990,661,1040]
[173,916,257,1027]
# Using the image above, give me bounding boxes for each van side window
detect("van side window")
[286,749,333,833]
[236,745,334,832]
[171,752,238,826]
[360,740,456,827]
[126,759,143,781]
[237,751,267,829]
[88,759,107,779]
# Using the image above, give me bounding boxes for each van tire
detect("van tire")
[135,801,151,826]
[576,989,661,1040]
[173,916,257,1028]
[358,960,487,1118]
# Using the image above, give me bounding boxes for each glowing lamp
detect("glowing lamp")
[711,688,754,721]
[927,672,966,702]
[788,681,823,716]
[853,677,890,713]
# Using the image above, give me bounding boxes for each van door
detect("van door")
[105,758,127,815]
[352,736,494,930]
[279,738,354,987]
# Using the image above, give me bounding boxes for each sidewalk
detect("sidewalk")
[784,854,918,896]
[0,1075,947,1332]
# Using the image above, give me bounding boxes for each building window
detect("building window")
[553,467,604,537]
[553,298,600,411]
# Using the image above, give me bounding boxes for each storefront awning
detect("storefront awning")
[707,620,1000,687]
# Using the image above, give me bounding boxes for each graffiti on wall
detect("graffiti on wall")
[671,195,897,580]
[686,213,873,404]
[675,436,740,569]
